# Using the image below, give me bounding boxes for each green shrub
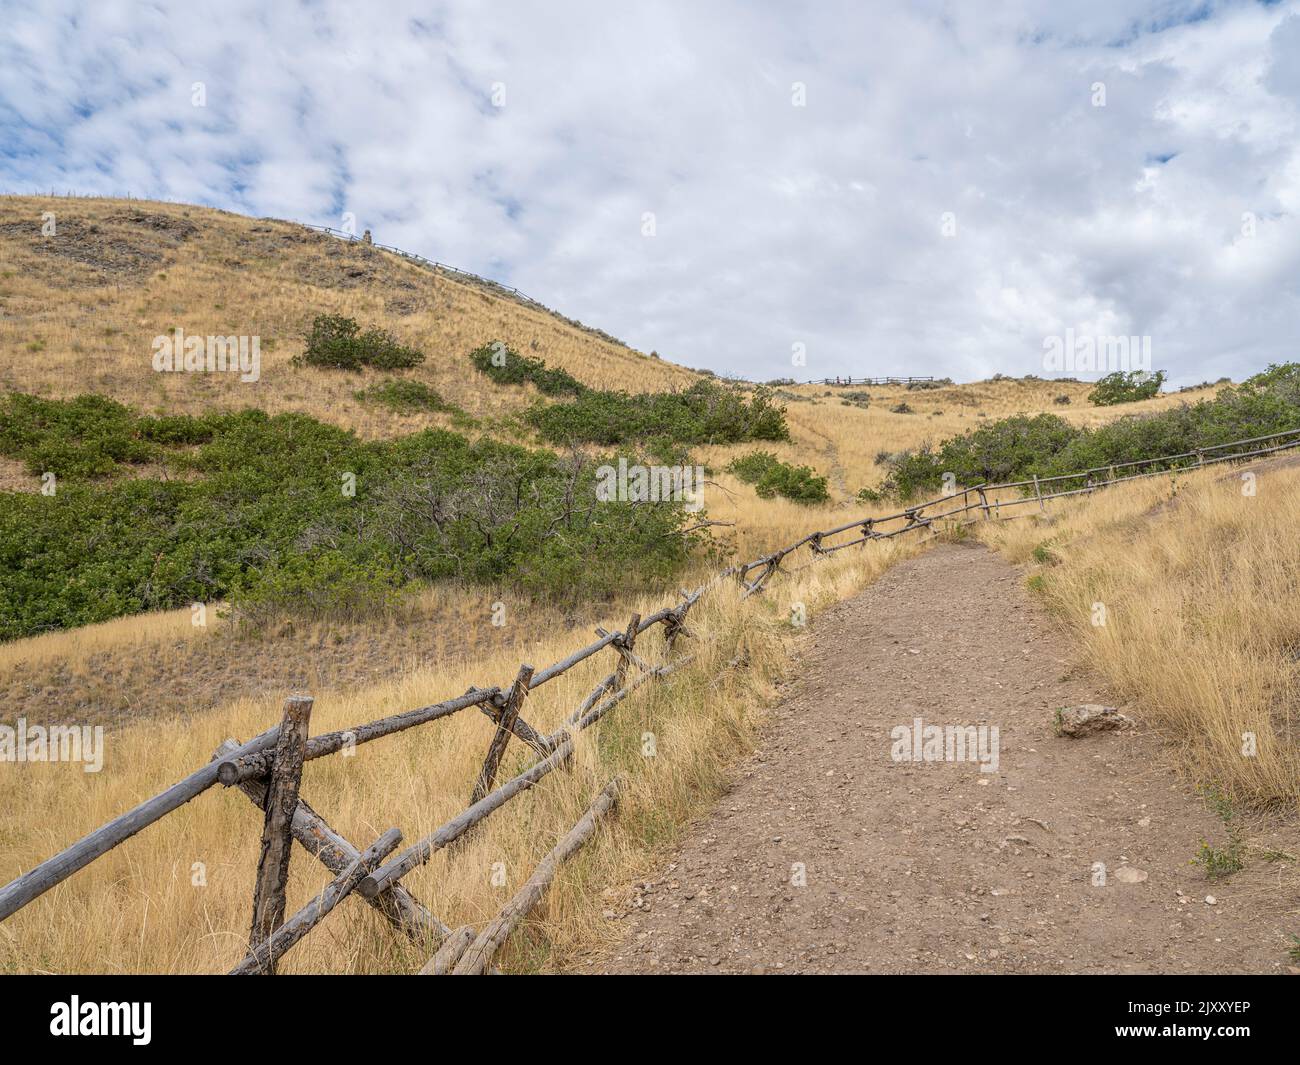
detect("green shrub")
[229,552,406,629]
[883,367,1300,499]
[527,381,789,447]
[1088,369,1166,406]
[0,393,161,477]
[469,342,586,396]
[1193,840,1244,879]
[295,314,425,371]
[728,451,829,505]
[354,378,456,414]
[0,396,699,639]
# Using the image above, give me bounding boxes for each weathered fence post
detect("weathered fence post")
[1033,475,1044,512]
[419,925,476,975]
[231,827,401,975]
[450,777,623,975]
[214,739,453,948]
[471,664,534,805]
[977,488,991,520]
[614,613,641,690]
[249,694,313,974]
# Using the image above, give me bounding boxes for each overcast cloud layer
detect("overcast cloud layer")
[3,0,1299,385]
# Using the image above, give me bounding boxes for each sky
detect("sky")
[2,0,1299,386]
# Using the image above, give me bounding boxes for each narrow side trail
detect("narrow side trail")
[586,543,1295,974]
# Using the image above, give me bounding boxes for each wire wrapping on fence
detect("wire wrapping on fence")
[1,420,1297,972]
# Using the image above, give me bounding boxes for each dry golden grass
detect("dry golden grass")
[751,377,1225,502]
[0,534,914,974]
[0,195,697,438]
[2,194,1221,487]
[1,193,1282,972]
[976,459,1300,812]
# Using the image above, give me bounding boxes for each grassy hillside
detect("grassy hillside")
[0,195,698,441]
[1,195,1221,502]
[0,193,1245,693]
[979,454,1300,813]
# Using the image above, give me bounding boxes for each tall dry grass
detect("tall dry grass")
[705,379,1223,505]
[0,195,697,437]
[977,460,1300,811]
[0,531,914,974]
[1,195,1221,484]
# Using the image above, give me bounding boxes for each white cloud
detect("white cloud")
[2,0,1298,385]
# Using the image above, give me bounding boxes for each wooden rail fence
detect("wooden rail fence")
[1,422,1296,972]
[808,376,937,386]
[297,222,550,312]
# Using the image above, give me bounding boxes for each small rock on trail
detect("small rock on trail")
[1056,704,1136,738]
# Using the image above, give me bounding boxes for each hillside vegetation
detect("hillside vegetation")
[886,364,1300,498]
[0,195,698,441]
[0,393,715,640]
[2,195,1297,976]
[1,195,1221,505]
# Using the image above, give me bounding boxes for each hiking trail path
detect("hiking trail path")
[584,542,1296,974]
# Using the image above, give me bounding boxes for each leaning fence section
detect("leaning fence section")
[1,422,1296,972]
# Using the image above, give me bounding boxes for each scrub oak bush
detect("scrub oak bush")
[0,396,698,639]
[0,392,161,475]
[1088,369,1165,406]
[884,363,1300,499]
[468,342,586,396]
[295,314,425,371]
[468,344,789,446]
[527,381,790,447]
[353,378,457,415]
[728,451,829,505]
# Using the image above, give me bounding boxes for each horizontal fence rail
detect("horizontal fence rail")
[2,420,1296,970]
[807,376,937,386]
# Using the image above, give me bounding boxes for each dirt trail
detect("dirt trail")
[587,542,1297,974]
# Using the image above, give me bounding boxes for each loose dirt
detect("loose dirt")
[586,542,1298,974]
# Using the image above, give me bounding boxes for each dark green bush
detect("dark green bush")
[885,363,1300,499]
[728,451,829,505]
[1088,369,1166,406]
[469,342,586,396]
[0,393,160,477]
[0,396,698,639]
[295,314,425,371]
[354,378,456,415]
[527,381,789,447]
